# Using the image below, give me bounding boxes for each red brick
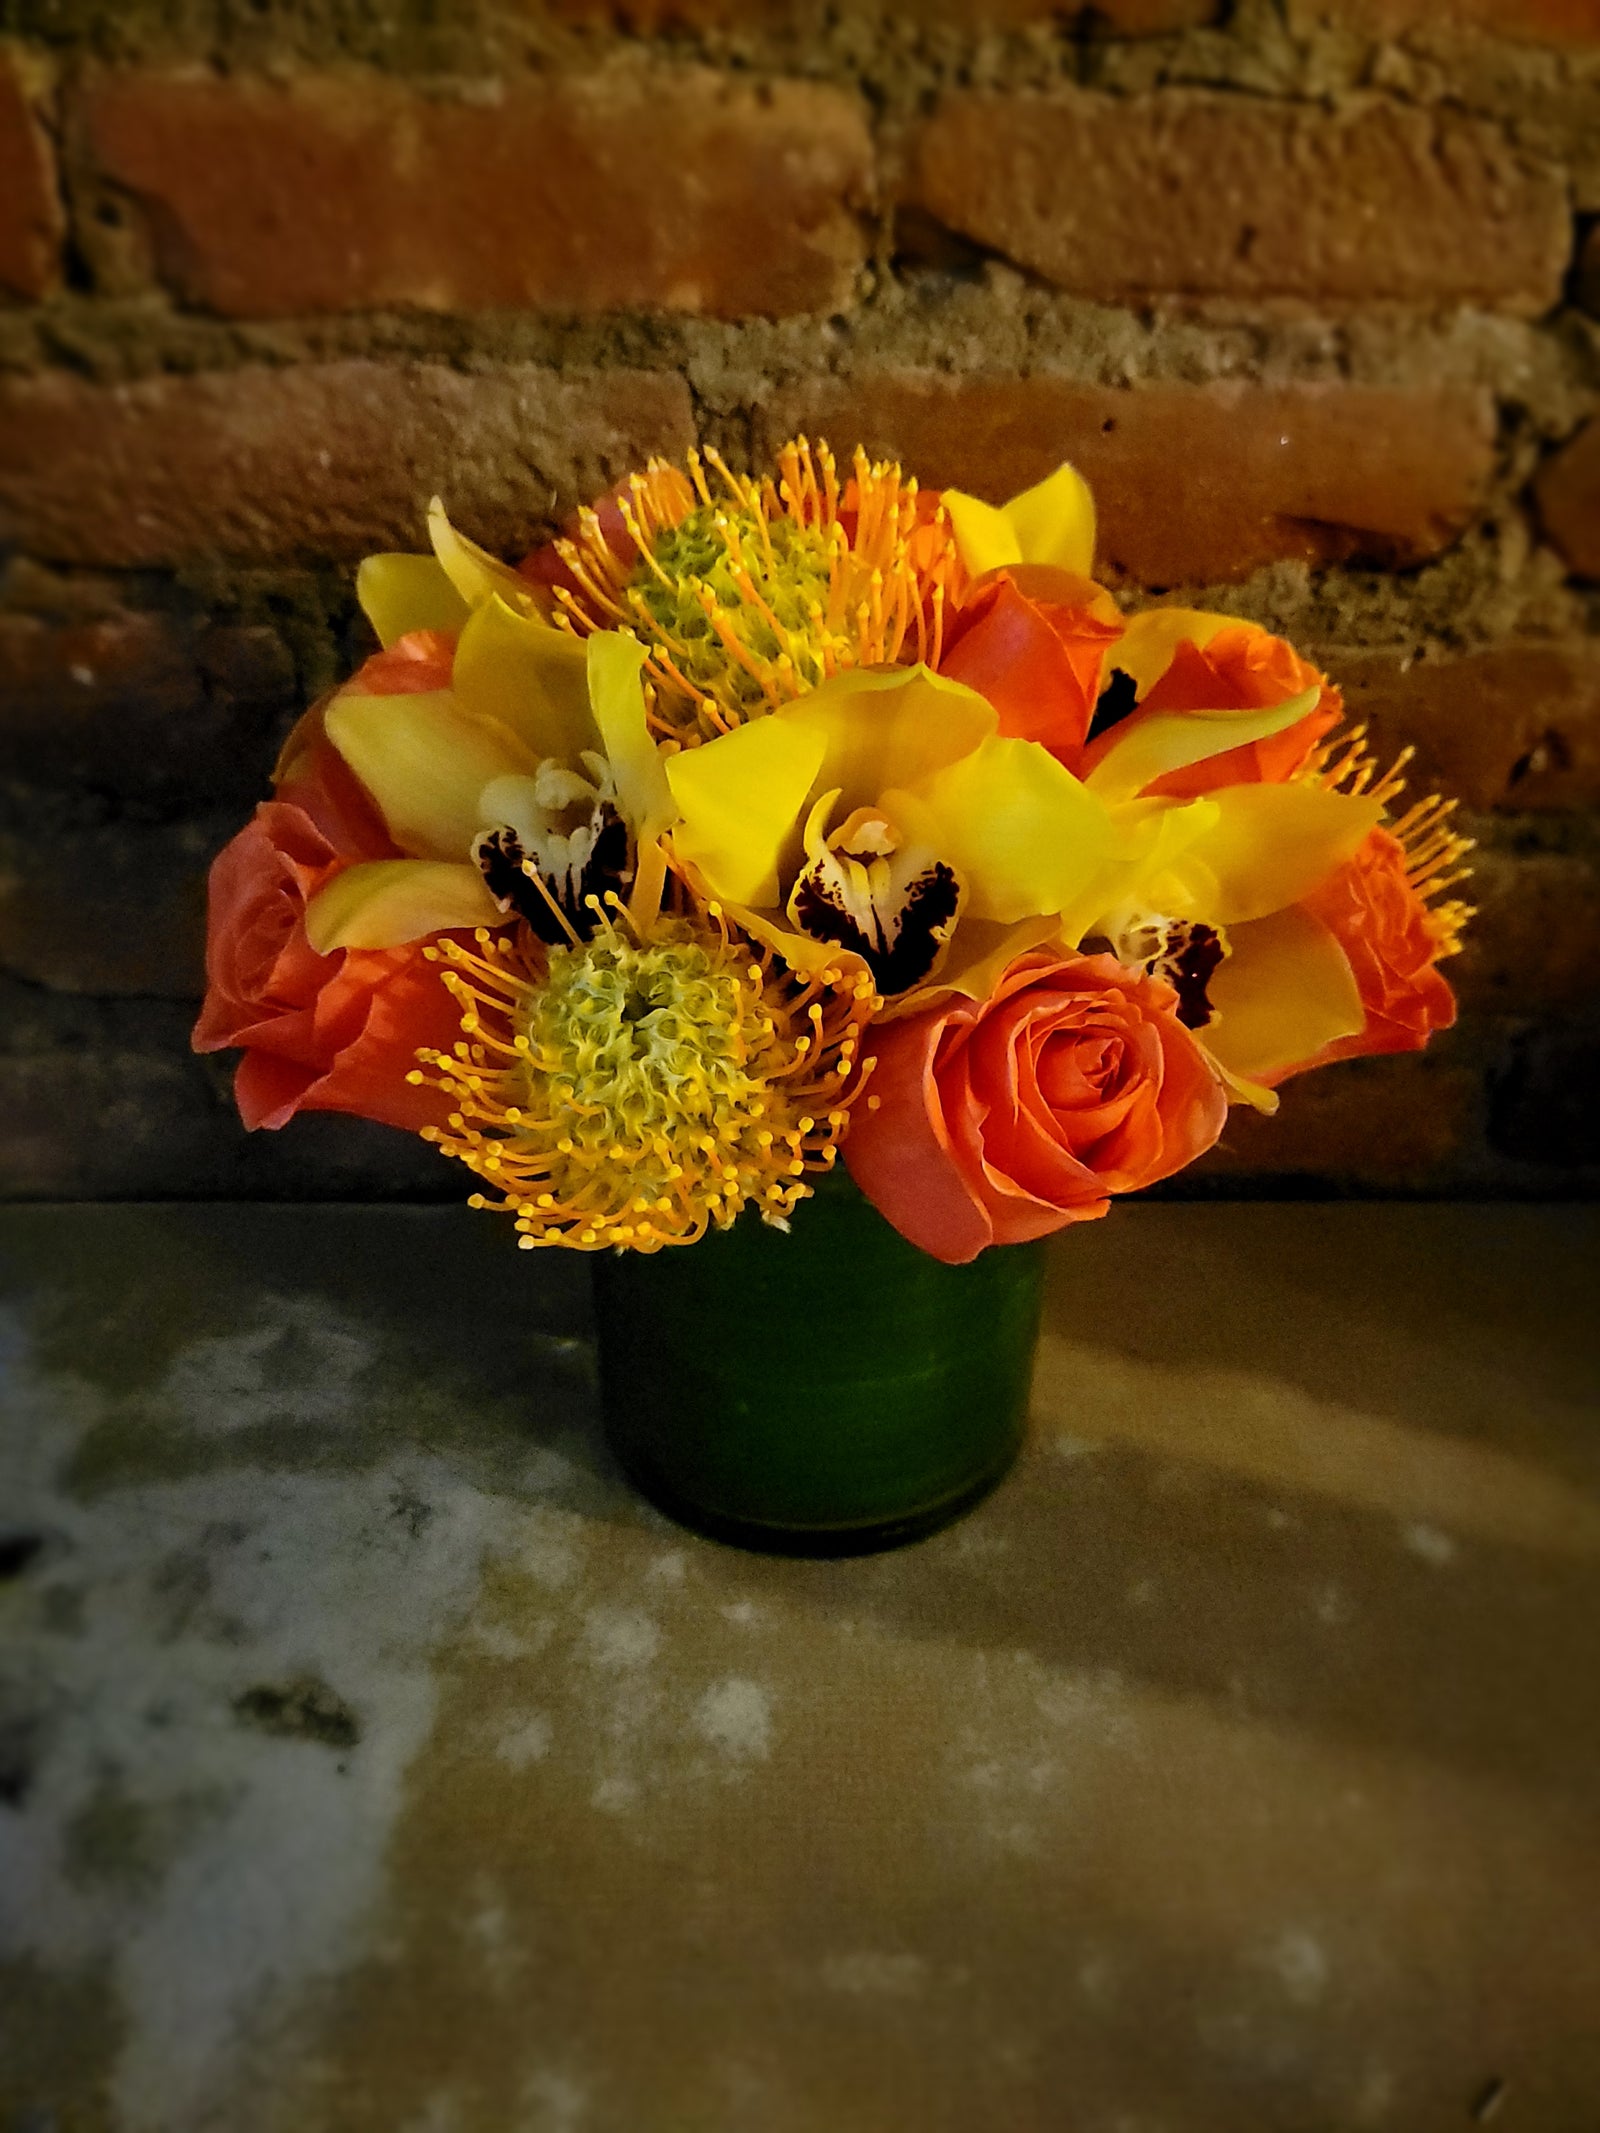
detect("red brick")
[79,65,872,321]
[0,45,61,300]
[1453,843,1600,1016]
[1534,419,1600,582]
[541,0,1215,24]
[0,360,695,566]
[1321,641,1600,813]
[1192,1054,1480,1187]
[1575,225,1600,318]
[901,89,1569,311]
[0,819,213,998]
[0,609,296,807]
[1490,1024,1600,1168]
[759,372,1494,587]
[1288,0,1600,48]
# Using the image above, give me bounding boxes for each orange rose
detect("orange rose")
[1085,624,1342,796]
[192,742,464,1135]
[845,950,1228,1264]
[343,626,458,698]
[939,566,1123,768]
[1278,828,1457,1080]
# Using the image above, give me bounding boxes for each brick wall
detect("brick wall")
[1,0,1597,1200]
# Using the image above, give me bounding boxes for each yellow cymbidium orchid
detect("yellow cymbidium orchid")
[941,462,1097,581]
[305,606,670,954]
[1032,669,1390,1103]
[355,497,545,649]
[665,662,1125,1002]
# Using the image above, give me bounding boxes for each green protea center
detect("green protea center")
[628,505,835,724]
[413,912,878,1251]
[546,438,962,739]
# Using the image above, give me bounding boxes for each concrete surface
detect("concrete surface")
[1,1202,1597,2133]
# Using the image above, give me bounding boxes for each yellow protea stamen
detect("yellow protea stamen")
[1301,723,1475,956]
[548,438,961,742]
[411,905,878,1252]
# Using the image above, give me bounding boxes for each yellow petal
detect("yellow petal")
[1057,794,1221,945]
[718,898,871,987]
[589,632,674,841]
[427,498,544,614]
[325,689,533,861]
[887,736,1120,925]
[1087,687,1322,801]
[1164,784,1384,926]
[305,860,499,953]
[356,553,470,650]
[942,489,1023,578]
[666,716,828,908]
[881,914,1060,1018]
[782,664,996,819]
[1111,607,1242,696]
[1002,462,1096,575]
[452,596,598,765]
[1204,905,1365,1082]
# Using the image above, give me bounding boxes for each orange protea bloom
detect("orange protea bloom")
[1268,729,1472,1081]
[411,894,877,1251]
[532,437,962,742]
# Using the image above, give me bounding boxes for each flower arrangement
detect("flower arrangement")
[196,438,1470,1267]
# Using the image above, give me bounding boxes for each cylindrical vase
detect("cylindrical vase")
[592,1165,1046,1555]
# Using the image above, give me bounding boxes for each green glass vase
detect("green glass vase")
[591,1165,1047,1555]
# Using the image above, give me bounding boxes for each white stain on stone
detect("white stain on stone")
[1262,1927,1330,2006]
[1403,1521,1458,1567]
[0,1293,596,2133]
[1051,1433,1099,1461]
[646,1550,687,1584]
[403,2092,465,2133]
[154,1300,375,1437]
[1313,1582,1351,1627]
[692,1677,772,1761]
[590,1774,640,1815]
[513,1510,588,1591]
[495,1714,553,1768]
[818,1950,928,1997]
[719,1598,760,1627]
[522,2068,592,2132]
[580,1606,660,1670]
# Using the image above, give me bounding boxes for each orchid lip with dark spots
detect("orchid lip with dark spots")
[473,803,631,945]
[791,858,962,995]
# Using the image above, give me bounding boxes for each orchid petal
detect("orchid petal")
[1205,905,1365,1081]
[324,688,535,861]
[666,716,828,907]
[883,914,1061,1017]
[1002,462,1096,575]
[887,736,1120,925]
[452,595,598,765]
[942,490,1024,578]
[1164,784,1385,926]
[589,632,674,841]
[1110,607,1239,695]
[783,665,997,817]
[428,498,543,614]
[356,553,470,650]
[305,859,499,953]
[1056,794,1221,944]
[1087,687,1322,801]
[721,898,870,985]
